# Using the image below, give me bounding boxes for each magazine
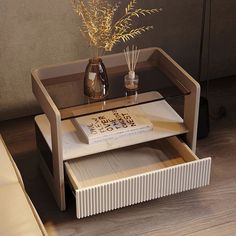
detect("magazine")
[73,108,153,144]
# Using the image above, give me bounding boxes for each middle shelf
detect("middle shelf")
[35,97,188,161]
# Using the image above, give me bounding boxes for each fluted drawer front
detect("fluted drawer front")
[75,157,211,219]
[65,137,212,219]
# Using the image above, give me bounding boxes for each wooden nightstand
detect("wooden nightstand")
[32,48,211,219]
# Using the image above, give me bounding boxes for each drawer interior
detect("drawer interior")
[65,137,199,190]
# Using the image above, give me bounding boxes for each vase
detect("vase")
[84,57,109,100]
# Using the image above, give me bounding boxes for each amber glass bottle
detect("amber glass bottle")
[84,58,109,100]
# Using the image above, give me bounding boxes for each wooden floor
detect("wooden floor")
[0,76,236,236]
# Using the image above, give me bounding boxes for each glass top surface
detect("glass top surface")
[43,64,190,120]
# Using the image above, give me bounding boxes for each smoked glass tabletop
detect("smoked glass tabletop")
[43,63,190,120]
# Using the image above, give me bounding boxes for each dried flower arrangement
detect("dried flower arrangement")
[71,0,162,56]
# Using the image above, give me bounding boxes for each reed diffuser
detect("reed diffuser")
[124,46,140,91]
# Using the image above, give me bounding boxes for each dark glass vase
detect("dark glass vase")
[84,57,109,100]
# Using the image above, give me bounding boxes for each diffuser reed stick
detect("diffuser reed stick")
[124,46,140,79]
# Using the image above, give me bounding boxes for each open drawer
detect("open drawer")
[65,136,211,219]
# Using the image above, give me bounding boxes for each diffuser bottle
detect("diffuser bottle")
[124,71,139,91]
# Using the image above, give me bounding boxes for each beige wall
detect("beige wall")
[0,0,89,120]
[0,0,235,121]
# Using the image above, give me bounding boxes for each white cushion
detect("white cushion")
[0,183,44,236]
[0,137,19,187]
[0,136,46,235]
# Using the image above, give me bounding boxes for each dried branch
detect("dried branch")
[71,0,162,53]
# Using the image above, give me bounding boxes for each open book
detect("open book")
[72,108,153,144]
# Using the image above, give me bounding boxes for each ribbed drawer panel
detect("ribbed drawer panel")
[75,157,211,219]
